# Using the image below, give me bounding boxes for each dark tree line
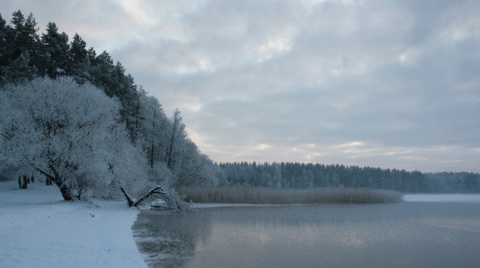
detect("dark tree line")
[216,162,480,193]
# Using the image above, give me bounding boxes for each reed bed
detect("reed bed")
[179,187,403,204]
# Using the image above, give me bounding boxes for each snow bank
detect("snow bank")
[0,181,146,268]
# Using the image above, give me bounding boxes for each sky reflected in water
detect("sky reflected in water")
[134,202,480,268]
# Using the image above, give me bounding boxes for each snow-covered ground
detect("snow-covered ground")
[0,180,146,268]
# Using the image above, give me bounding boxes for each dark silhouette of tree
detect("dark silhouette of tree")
[41,22,69,78]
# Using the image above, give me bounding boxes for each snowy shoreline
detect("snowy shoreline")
[0,181,146,268]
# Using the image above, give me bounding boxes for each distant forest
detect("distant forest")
[1,11,479,197]
[216,162,480,193]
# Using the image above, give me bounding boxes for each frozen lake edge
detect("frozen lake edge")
[403,194,480,203]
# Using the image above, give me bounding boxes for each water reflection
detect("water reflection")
[134,203,480,268]
[133,210,212,267]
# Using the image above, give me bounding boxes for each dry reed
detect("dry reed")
[179,187,403,204]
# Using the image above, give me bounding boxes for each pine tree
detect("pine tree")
[3,50,36,83]
[68,34,87,64]
[0,14,12,84]
[2,11,41,83]
[10,11,40,65]
[41,22,69,78]
[67,33,92,82]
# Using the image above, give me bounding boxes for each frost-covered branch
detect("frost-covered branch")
[118,182,187,211]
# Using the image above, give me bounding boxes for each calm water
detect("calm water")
[133,201,480,268]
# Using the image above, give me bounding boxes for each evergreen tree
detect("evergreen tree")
[0,11,42,84]
[67,33,91,82]
[0,14,11,84]
[68,34,87,64]
[10,11,41,68]
[3,50,36,83]
[41,22,69,78]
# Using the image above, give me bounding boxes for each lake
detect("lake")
[133,196,480,267]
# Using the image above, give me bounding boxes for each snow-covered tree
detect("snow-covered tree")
[165,109,187,172]
[174,141,219,188]
[136,89,172,184]
[0,77,145,200]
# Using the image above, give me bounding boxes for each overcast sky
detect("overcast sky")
[2,0,480,172]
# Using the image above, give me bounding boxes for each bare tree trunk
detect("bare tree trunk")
[149,109,156,169]
[51,177,73,201]
[166,109,184,170]
[47,165,74,201]
[119,184,134,207]
[26,161,73,200]
[21,175,28,189]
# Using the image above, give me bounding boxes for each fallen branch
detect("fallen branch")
[119,185,135,207]
[119,183,186,211]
